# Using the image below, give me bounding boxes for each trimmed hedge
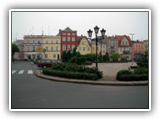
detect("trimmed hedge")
[116,70,132,80]
[119,74,148,81]
[51,63,103,79]
[43,67,98,80]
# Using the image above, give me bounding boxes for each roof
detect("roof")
[64,27,72,31]
[115,35,132,46]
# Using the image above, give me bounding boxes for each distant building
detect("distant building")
[77,37,91,55]
[42,35,61,60]
[116,35,132,60]
[144,40,148,52]
[13,39,24,60]
[23,35,43,60]
[91,41,106,56]
[59,27,77,53]
[132,40,144,60]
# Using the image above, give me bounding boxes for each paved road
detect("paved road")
[11,61,149,109]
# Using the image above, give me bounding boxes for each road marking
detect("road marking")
[12,70,17,74]
[28,70,33,74]
[18,70,24,74]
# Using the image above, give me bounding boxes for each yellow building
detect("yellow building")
[42,35,61,60]
[91,41,106,56]
[77,37,91,55]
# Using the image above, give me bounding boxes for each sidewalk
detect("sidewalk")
[35,70,148,86]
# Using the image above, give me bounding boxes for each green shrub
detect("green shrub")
[110,53,121,61]
[118,74,148,81]
[134,67,148,74]
[116,70,132,80]
[43,67,98,80]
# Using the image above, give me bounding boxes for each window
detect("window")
[126,41,127,45]
[82,41,84,44]
[63,45,66,51]
[97,46,98,50]
[115,47,116,51]
[83,47,85,51]
[79,47,81,51]
[51,40,53,44]
[103,50,105,53]
[67,33,70,35]
[51,47,53,51]
[56,40,58,43]
[33,40,35,43]
[46,60,51,63]
[139,45,140,47]
[129,47,131,51]
[38,40,40,44]
[136,45,138,47]
[120,47,122,52]
[56,46,58,51]
[33,46,35,51]
[109,48,111,52]
[53,54,56,58]
[63,33,66,35]
[72,37,75,41]
[46,47,48,51]
[103,45,105,48]
[46,40,48,44]
[85,41,86,45]
[72,33,75,35]
[67,45,70,51]
[27,40,29,44]
[67,37,70,41]
[109,41,110,45]
[72,45,75,50]
[122,41,124,45]
[88,47,90,51]
[63,37,66,41]
[92,47,94,50]
[45,54,48,58]
[124,47,126,51]
[27,47,30,51]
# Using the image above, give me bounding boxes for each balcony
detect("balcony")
[123,51,130,54]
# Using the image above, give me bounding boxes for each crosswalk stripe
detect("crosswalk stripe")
[12,70,16,74]
[18,70,24,74]
[28,70,33,74]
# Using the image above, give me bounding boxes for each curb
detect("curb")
[35,70,148,86]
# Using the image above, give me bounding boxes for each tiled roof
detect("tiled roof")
[115,35,132,46]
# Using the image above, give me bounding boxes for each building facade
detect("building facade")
[77,37,91,55]
[144,40,148,52]
[91,41,106,56]
[132,40,144,60]
[42,35,61,60]
[23,35,43,60]
[13,39,24,60]
[116,35,132,60]
[59,27,77,53]
[101,36,118,55]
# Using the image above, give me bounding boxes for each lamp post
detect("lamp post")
[87,26,106,68]
[43,48,46,59]
[130,33,135,66]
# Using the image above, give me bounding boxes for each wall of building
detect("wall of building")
[42,36,61,60]
[77,38,91,55]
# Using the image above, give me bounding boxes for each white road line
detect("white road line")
[12,70,17,74]
[18,70,24,74]
[28,70,33,74]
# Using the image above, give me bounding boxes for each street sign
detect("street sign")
[37,46,43,54]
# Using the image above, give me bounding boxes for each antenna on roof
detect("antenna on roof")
[42,26,44,36]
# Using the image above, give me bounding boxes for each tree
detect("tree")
[62,51,67,62]
[106,52,110,61]
[12,43,19,57]
[136,51,148,68]
[110,53,121,61]
[98,52,103,62]
[72,47,77,57]
[67,50,72,61]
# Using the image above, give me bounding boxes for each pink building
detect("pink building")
[132,40,144,60]
[23,35,43,60]
[13,39,24,60]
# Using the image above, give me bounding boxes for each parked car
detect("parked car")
[37,59,60,67]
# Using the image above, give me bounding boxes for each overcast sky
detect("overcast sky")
[12,10,148,42]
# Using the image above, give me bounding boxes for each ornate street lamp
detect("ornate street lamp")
[87,26,106,68]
